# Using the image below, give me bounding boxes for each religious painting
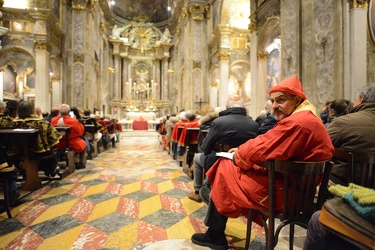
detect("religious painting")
[369,0,375,47]
[3,65,17,95]
[267,49,280,93]
[26,69,36,89]
[50,0,60,19]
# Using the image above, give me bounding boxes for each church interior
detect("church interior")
[1,0,375,249]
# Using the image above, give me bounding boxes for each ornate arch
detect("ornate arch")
[258,17,281,51]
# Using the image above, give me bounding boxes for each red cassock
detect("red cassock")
[206,110,335,225]
[51,116,86,153]
[177,120,199,147]
[171,121,188,143]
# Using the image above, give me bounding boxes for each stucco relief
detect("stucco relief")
[73,64,84,108]
[193,25,201,61]
[281,0,297,77]
[315,0,334,103]
[74,13,84,55]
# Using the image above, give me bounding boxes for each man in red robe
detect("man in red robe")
[191,76,335,250]
[51,104,87,168]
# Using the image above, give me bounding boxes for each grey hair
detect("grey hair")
[185,110,196,121]
[58,103,71,114]
[356,83,375,102]
[0,100,6,110]
[226,98,244,108]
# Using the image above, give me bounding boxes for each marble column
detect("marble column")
[51,77,61,108]
[113,55,120,99]
[122,58,128,100]
[162,58,168,100]
[349,0,368,99]
[34,40,51,112]
[249,19,259,118]
[218,52,229,109]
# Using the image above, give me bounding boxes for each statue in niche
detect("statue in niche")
[160,28,172,43]
[112,25,125,39]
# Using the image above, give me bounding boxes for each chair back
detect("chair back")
[245,159,333,250]
[334,148,375,188]
[259,160,333,225]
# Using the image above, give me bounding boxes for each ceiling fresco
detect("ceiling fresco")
[111,0,170,23]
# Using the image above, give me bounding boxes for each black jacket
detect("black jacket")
[201,107,259,171]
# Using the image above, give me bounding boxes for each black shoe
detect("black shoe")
[191,229,228,250]
[199,185,210,205]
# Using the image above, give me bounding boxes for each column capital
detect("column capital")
[34,40,51,52]
[183,3,210,21]
[219,51,230,61]
[350,0,369,9]
[249,12,258,33]
[258,50,268,61]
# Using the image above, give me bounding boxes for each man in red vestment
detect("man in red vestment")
[51,104,87,168]
[191,76,335,250]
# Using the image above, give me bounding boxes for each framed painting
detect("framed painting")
[267,49,280,93]
[3,65,17,95]
[26,69,36,89]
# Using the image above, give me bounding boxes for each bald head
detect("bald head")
[58,104,70,115]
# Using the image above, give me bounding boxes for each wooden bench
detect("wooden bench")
[84,124,99,159]
[0,128,41,191]
[181,127,200,178]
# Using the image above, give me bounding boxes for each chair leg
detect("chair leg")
[245,209,253,250]
[289,224,295,250]
[3,178,12,218]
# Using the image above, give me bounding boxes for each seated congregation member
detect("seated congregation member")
[188,94,259,203]
[81,109,103,155]
[165,113,179,152]
[0,147,19,206]
[176,110,199,157]
[51,103,86,169]
[95,114,110,149]
[10,101,62,174]
[324,98,353,127]
[327,84,375,184]
[255,100,278,134]
[0,100,13,127]
[46,107,59,122]
[170,111,188,158]
[320,101,331,124]
[191,76,335,249]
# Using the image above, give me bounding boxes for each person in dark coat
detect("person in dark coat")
[187,94,259,202]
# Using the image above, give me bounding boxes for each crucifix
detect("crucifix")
[195,98,208,110]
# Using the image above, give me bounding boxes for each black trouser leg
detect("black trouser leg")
[204,198,228,233]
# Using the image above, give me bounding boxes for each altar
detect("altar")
[126,112,156,121]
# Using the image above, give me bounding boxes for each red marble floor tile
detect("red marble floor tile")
[65,173,85,183]
[6,228,44,249]
[17,201,49,226]
[117,197,140,219]
[68,183,90,197]
[29,186,53,200]
[172,179,193,192]
[189,216,207,233]
[141,181,158,193]
[160,195,187,215]
[105,181,123,195]
[69,198,96,222]
[98,174,113,182]
[71,224,108,250]
[137,220,168,244]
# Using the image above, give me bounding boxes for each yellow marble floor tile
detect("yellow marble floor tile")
[86,197,120,222]
[139,195,162,219]
[30,199,78,225]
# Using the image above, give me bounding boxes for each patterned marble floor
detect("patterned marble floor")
[0,131,305,249]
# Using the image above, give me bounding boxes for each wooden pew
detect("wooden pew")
[181,127,200,178]
[84,124,99,159]
[0,128,41,191]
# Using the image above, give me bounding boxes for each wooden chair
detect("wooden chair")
[245,159,334,250]
[333,148,375,188]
